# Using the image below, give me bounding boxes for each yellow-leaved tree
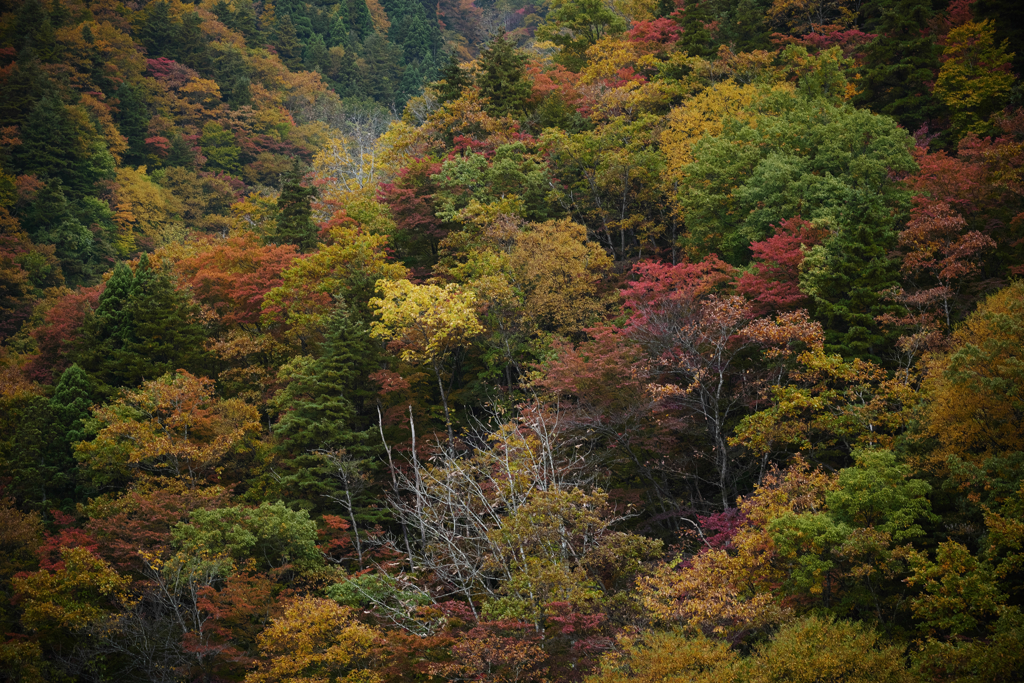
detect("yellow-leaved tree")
[369,279,483,446]
[245,597,380,683]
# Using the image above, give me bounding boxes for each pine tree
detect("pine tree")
[120,254,210,386]
[174,10,210,71]
[11,0,57,61]
[477,33,531,118]
[327,6,352,48]
[854,0,943,133]
[233,0,262,43]
[800,221,903,361]
[45,363,94,504]
[355,34,406,108]
[272,161,318,252]
[676,0,715,58]
[24,180,95,286]
[272,300,378,453]
[14,93,114,198]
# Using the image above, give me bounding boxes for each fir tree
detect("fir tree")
[854,0,943,133]
[304,32,330,72]
[327,6,352,48]
[435,53,472,104]
[271,300,381,528]
[24,180,96,286]
[477,33,531,118]
[11,0,56,61]
[272,161,318,252]
[174,10,210,71]
[14,93,115,198]
[273,13,304,69]
[76,256,211,391]
[676,0,716,58]
[141,1,180,59]
[348,0,376,40]
[114,82,151,167]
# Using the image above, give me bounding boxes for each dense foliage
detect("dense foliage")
[2,0,1023,680]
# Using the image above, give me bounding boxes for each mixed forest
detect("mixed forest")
[1,0,1023,680]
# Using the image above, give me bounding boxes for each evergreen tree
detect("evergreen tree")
[76,256,211,392]
[355,34,406,107]
[327,5,352,48]
[272,300,379,453]
[199,121,242,174]
[347,0,376,40]
[11,0,56,61]
[854,0,943,133]
[386,0,440,63]
[800,220,904,361]
[141,1,181,58]
[435,53,472,104]
[13,93,115,198]
[271,300,381,523]
[119,254,210,386]
[676,0,716,58]
[114,82,151,167]
[232,0,262,44]
[477,33,531,118]
[0,54,50,128]
[272,161,318,252]
[304,32,330,72]
[24,180,96,286]
[174,10,210,71]
[211,45,252,108]
[273,12,304,69]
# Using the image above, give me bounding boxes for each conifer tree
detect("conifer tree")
[271,300,381,528]
[348,0,376,40]
[304,32,330,71]
[233,0,262,44]
[328,6,352,48]
[115,82,151,167]
[477,33,531,118]
[76,256,211,391]
[273,13,304,69]
[174,10,210,71]
[855,0,943,133]
[272,161,318,252]
[272,299,379,454]
[14,93,115,198]
[24,180,96,286]
[436,53,472,104]
[141,1,180,58]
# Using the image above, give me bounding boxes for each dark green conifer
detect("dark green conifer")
[141,1,180,58]
[477,33,531,118]
[304,32,330,72]
[273,13,304,69]
[435,53,472,104]
[854,0,943,133]
[272,161,318,252]
[348,0,376,40]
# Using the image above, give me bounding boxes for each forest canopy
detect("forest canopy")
[1,0,1024,680]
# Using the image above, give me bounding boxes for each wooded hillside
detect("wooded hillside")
[1,0,1023,680]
